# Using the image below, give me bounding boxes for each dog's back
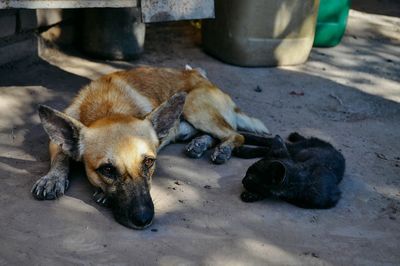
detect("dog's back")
[65,66,210,125]
[287,132,345,184]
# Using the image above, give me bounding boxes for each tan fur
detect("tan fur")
[80,115,158,190]
[36,66,268,205]
[49,141,62,164]
[45,66,264,190]
[65,67,208,123]
[33,66,269,228]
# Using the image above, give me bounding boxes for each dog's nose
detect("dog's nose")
[131,209,154,228]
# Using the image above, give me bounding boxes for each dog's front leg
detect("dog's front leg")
[32,142,70,200]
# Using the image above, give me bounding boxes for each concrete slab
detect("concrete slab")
[0,0,137,9]
[0,6,399,266]
[141,0,214,23]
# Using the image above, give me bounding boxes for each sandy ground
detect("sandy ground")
[0,5,399,266]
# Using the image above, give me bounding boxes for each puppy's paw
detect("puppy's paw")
[93,189,110,207]
[211,145,232,164]
[185,135,212,158]
[288,132,305,142]
[240,191,263,202]
[273,135,285,146]
[31,173,69,200]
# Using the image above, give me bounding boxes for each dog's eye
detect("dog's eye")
[97,163,118,179]
[143,156,155,168]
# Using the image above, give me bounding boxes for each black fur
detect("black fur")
[235,132,345,209]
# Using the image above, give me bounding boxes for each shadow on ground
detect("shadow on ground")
[0,13,399,265]
[0,53,399,265]
[352,0,400,17]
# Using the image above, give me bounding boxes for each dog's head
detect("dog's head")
[38,93,186,229]
[242,159,287,196]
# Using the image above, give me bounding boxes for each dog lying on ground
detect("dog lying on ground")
[32,65,269,229]
[235,132,345,209]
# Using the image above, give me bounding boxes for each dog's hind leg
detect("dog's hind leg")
[176,120,198,142]
[31,141,70,200]
[184,106,244,163]
[240,132,274,146]
[233,146,270,159]
[185,110,244,164]
[175,120,218,159]
[183,87,248,164]
[185,134,217,158]
[211,132,244,164]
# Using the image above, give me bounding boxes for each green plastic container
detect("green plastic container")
[313,0,350,47]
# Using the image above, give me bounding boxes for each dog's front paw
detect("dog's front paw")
[211,145,232,164]
[240,191,263,202]
[31,173,69,200]
[93,189,110,207]
[185,136,212,158]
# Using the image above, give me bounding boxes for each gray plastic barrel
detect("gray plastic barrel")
[202,0,320,67]
[81,8,145,60]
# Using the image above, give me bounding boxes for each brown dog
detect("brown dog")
[32,66,269,229]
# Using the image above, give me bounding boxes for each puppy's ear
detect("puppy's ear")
[38,105,85,161]
[146,92,187,142]
[267,161,287,185]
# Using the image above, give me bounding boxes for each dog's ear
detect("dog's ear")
[146,92,187,141]
[185,64,208,79]
[267,161,287,185]
[38,105,85,161]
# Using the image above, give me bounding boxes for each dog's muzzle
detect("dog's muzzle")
[111,180,154,230]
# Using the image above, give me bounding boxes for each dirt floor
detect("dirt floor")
[0,5,399,266]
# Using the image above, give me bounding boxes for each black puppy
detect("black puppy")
[235,132,345,209]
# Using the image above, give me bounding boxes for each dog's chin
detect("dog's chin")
[116,217,153,230]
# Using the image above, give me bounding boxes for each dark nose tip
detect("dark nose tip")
[131,209,154,228]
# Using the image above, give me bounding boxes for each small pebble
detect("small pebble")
[254,86,262,93]
[302,252,319,258]
[289,91,305,96]
[311,252,319,258]
[204,185,212,189]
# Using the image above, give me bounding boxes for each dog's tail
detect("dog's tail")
[235,109,270,135]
